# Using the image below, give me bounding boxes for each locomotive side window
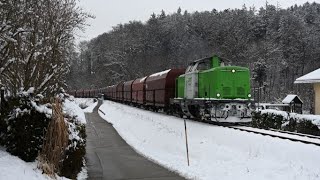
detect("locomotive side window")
[197,61,211,71]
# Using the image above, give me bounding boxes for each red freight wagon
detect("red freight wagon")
[123,80,134,103]
[68,90,76,97]
[116,82,124,101]
[100,87,108,98]
[78,90,84,97]
[132,76,148,104]
[89,89,96,98]
[83,89,90,98]
[106,86,113,99]
[145,69,185,107]
[92,88,100,98]
[111,85,117,100]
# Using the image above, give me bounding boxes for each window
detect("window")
[197,61,211,71]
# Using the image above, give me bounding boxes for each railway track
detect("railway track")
[186,117,320,146]
[157,110,320,147]
[225,125,320,146]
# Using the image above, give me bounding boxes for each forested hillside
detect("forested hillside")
[68,2,320,109]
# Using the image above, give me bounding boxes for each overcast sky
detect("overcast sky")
[76,0,319,42]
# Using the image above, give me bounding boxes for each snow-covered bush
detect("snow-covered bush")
[252,111,320,136]
[0,89,87,178]
[60,115,86,179]
[56,92,87,178]
[1,91,51,162]
[251,111,284,129]
[283,119,320,136]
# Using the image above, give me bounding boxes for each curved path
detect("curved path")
[85,101,185,180]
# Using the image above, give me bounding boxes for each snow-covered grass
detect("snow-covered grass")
[0,149,61,180]
[99,100,320,180]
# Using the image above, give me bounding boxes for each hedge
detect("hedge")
[252,111,320,136]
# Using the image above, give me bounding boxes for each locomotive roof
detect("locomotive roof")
[189,55,224,65]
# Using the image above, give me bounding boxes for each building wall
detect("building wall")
[314,83,320,115]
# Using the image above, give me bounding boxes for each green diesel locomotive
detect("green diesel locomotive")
[172,55,254,123]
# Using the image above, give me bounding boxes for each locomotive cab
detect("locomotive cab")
[173,55,254,123]
[184,56,222,99]
[185,55,222,73]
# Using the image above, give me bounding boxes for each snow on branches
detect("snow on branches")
[0,0,90,96]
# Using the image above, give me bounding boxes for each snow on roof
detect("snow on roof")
[282,94,303,104]
[149,69,171,77]
[139,76,147,82]
[295,68,320,83]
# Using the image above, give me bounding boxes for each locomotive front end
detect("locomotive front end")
[173,55,255,123]
[207,66,254,122]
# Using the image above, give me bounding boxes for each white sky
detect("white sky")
[76,0,319,42]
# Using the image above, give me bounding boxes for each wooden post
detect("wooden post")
[184,119,190,166]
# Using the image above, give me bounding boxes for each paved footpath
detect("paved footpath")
[85,101,185,180]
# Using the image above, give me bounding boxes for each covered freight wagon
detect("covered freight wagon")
[68,90,76,97]
[77,90,84,98]
[100,87,108,99]
[123,80,134,103]
[83,89,90,98]
[106,86,113,99]
[89,89,98,98]
[132,76,148,105]
[145,69,185,107]
[111,85,117,100]
[116,82,124,101]
[106,85,115,100]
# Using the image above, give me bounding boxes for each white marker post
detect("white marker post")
[184,119,190,166]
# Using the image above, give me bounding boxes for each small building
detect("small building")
[281,94,303,114]
[295,68,320,114]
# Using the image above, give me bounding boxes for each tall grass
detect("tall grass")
[38,98,68,177]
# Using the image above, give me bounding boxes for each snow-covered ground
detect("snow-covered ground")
[73,98,98,113]
[99,100,320,180]
[0,148,55,180]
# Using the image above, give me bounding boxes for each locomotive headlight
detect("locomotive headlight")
[232,69,236,73]
[248,94,251,98]
[217,93,221,97]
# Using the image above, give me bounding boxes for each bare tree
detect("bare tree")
[0,0,90,96]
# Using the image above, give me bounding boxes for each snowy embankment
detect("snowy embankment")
[0,149,53,180]
[99,100,320,180]
[73,98,98,113]
[63,97,98,125]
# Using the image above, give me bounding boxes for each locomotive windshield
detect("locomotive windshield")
[197,61,211,71]
[186,57,212,73]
